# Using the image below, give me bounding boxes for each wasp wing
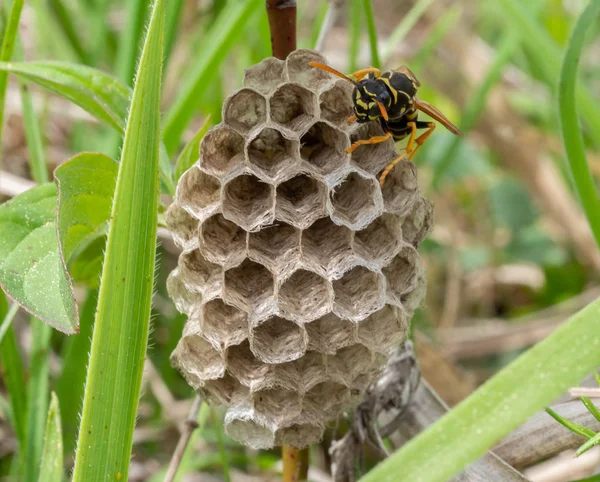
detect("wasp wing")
[395,65,421,87]
[415,98,462,136]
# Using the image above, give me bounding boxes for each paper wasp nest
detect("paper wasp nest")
[167,50,432,449]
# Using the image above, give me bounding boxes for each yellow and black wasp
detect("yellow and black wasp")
[309,62,462,185]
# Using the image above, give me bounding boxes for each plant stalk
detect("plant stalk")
[265,0,296,59]
[282,445,309,482]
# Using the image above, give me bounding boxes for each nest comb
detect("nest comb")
[166,49,432,449]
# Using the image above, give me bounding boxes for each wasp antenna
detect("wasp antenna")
[308,62,360,87]
[376,100,389,121]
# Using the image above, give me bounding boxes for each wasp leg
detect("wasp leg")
[346,131,392,154]
[349,67,381,81]
[406,122,436,160]
[347,114,357,125]
[379,154,407,186]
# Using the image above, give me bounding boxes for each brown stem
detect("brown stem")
[163,396,201,482]
[266,0,297,59]
[282,445,309,481]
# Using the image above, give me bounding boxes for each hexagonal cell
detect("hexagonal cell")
[166,269,203,314]
[302,381,349,423]
[354,213,404,266]
[401,265,426,313]
[357,305,408,353]
[199,213,247,267]
[381,158,419,216]
[223,88,267,134]
[275,351,328,393]
[250,316,307,364]
[199,126,245,177]
[243,57,285,95]
[350,122,396,176]
[275,174,327,229]
[171,334,226,386]
[301,218,353,277]
[300,122,348,175]
[222,175,274,231]
[270,83,317,133]
[247,128,297,180]
[248,222,300,276]
[331,171,383,230]
[226,340,274,391]
[327,344,375,386]
[200,372,242,404]
[305,313,357,355]
[401,196,434,247]
[286,49,331,89]
[332,266,385,321]
[223,259,275,315]
[178,249,221,298]
[319,80,354,126]
[225,413,275,450]
[165,203,199,249]
[176,166,221,220]
[383,246,420,303]
[278,270,332,323]
[201,298,248,349]
[253,388,302,424]
[274,423,324,448]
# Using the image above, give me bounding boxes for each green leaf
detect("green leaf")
[360,297,600,482]
[69,236,105,289]
[162,0,261,153]
[0,184,78,333]
[0,61,130,131]
[546,406,595,439]
[580,397,600,424]
[557,0,600,251]
[54,152,117,263]
[72,0,166,478]
[38,392,63,482]
[489,178,537,231]
[174,114,212,182]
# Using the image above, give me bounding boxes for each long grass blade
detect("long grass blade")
[38,392,63,482]
[0,0,24,168]
[360,297,600,482]
[382,0,433,63]
[557,0,600,250]
[72,0,166,477]
[361,0,380,69]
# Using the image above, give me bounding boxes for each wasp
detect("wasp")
[309,62,462,185]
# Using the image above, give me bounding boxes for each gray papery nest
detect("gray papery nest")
[166,49,432,449]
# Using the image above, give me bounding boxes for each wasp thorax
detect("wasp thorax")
[167,49,431,450]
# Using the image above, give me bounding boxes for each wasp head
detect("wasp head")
[352,80,391,123]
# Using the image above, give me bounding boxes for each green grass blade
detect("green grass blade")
[580,397,600,424]
[72,0,166,478]
[557,0,600,250]
[164,0,184,64]
[360,297,600,482]
[498,0,600,147]
[48,0,91,64]
[56,290,96,454]
[576,431,600,457]
[0,0,24,168]
[23,319,51,482]
[19,82,48,183]
[382,0,433,63]
[115,0,148,86]
[0,302,18,346]
[38,392,63,482]
[348,0,361,72]
[162,0,261,154]
[546,406,595,438]
[0,293,26,451]
[361,0,380,69]
[174,115,212,182]
[212,409,231,482]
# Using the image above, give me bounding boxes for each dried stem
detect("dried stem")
[266,0,297,59]
[282,445,309,482]
[315,0,344,51]
[163,396,202,482]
